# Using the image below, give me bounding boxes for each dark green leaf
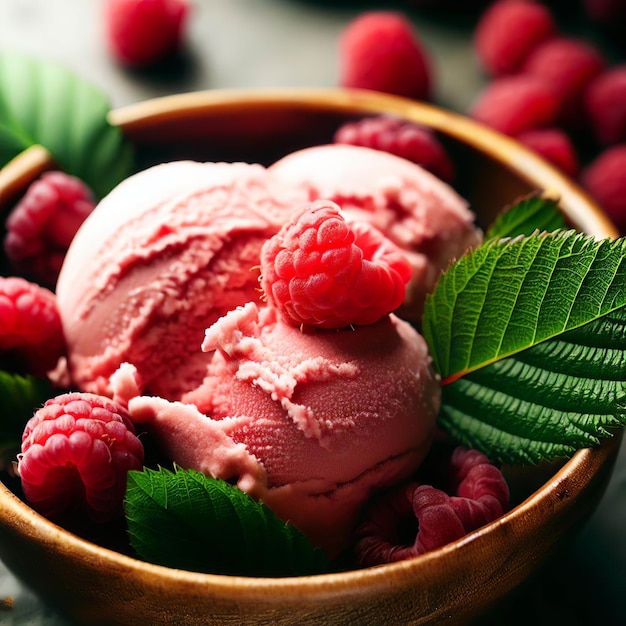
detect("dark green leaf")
[125,466,328,577]
[438,308,626,464]
[0,371,53,449]
[485,194,567,242]
[423,230,626,382]
[0,52,133,198]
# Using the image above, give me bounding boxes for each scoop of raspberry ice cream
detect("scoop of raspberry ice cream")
[56,161,308,400]
[123,300,440,557]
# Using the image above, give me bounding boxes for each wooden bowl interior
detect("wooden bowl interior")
[0,89,620,625]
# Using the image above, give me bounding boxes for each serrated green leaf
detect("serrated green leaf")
[423,230,626,382]
[485,194,567,242]
[0,371,53,449]
[0,52,133,198]
[437,308,626,464]
[125,467,328,577]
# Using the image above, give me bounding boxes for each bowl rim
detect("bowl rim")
[108,87,616,238]
[0,439,620,593]
[0,87,621,597]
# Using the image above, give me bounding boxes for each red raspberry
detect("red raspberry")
[474,0,557,77]
[523,37,607,128]
[339,12,432,101]
[580,144,626,233]
[334,116,454,182]
[18,393,144,523]
[355,447,509,566]
[585,65,626,145]
[0,277,65,377]
[515,128,579,177]
[470,75,559,136]
[104,0,189,68]
[260,201,412,329]
[4,171,95,288]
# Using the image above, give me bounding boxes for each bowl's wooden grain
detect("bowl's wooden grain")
[0,89,621,625]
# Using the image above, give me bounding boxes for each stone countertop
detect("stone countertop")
[1,1,625,624]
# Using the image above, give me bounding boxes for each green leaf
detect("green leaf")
[438,308,626,464]
[125,466,329,577]
[0,371,53,449]
[0,52,133,198]
[422,230,626,382]
[484,194,567,242]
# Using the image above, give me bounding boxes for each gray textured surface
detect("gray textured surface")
[0,1,625,624]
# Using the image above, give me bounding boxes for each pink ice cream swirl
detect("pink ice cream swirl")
[122,202,441,557]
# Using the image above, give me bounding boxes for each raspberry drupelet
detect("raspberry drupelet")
[18,393,144,524]
[259,200,412,330]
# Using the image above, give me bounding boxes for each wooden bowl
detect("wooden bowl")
[0,89,621,625]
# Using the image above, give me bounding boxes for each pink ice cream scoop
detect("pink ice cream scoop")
[118,203,441,557]
[269,144,482,321]
[56,161,308,400]
[123,302,439,557]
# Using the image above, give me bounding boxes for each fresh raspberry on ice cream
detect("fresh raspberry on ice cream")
[334,116,455,182]
[515,128,579,177]
[523,37,607,128]
[470,75,559,136]
[18,392,144,523]
[104,0,188,68]
[585,65,626,145]
[0,277,65,377]
[260,200,412,329]
[4,171,95,288]
[339,12,432,101]
[355,447,509,566]
[474,0,557,77]
[580,144,626,232]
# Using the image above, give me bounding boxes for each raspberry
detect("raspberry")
[339,12,432,101]
[580,144,626,233]
[334,116,454,182]
[515,128,579,177]
[0,277,65,377]
[523,37,607,128]
[260,200,412,329]
[470,75,559,136]
[355,447,509,566]
[104,0,189,68]
[18,393,144,523]
[585,65,626,145]
[474,0,557,77]
[4,171,95,288]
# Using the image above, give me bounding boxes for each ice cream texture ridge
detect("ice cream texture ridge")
[52,144,479,556]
